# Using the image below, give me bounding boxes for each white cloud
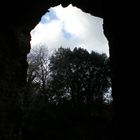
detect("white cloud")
[30,4,109,56]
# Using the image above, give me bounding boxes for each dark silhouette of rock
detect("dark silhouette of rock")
[0,0,136,140]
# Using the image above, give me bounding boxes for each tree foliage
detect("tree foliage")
[48,47,111,107]
[23,46,113,140]
[27,46,49,93]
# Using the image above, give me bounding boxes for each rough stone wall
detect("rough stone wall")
[0,24,29,140]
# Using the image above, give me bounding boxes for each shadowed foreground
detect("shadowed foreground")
[21,47,113,140]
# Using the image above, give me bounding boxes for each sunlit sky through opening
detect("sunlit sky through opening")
[30,4,109,57]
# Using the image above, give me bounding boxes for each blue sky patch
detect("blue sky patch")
[62,25,72,39]
[41,9,59,24]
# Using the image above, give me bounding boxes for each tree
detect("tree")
[47,47,111,115]
[27,46,49,93]
[22,46,112,140]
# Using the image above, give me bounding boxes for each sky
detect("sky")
[30,4,109,57]
[29,4,112,100]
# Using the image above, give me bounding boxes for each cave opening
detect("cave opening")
[24,4,113,140]
[0,1,120,140]
[28,4,112,102]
